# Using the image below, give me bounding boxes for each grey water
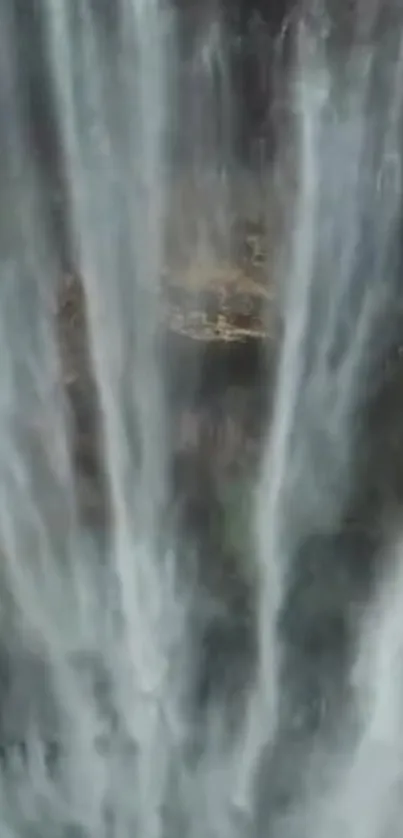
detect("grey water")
[0,1,403,837]
[171,4,236,267]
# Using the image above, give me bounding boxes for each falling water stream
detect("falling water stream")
[1,0,403,836]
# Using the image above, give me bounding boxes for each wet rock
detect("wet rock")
[57,213,276,524]
[352,339,403,528]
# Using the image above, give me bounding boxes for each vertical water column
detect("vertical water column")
[176,4,236,269]
[45,2,190,836]
[236,2,403,816]
[0,1,78,650]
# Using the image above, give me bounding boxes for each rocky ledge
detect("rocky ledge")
[57,221,276,552]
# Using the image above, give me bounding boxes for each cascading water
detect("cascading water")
[168,3,236,281]
[0,1,190,835]
[236,4,403,815]
[1,0,403,837]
